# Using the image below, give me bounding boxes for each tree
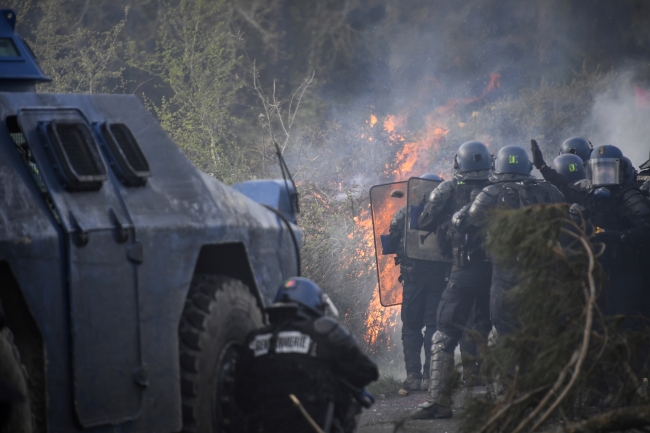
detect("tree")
[461,204,650,433]
[129,0,244,183]
[28,0,129,94]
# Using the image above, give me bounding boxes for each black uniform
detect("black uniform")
[235,314,378,433]
[454,174,565,336]
[539,165,588,204]
[417,178,493,365]
[389,206,450,381]
[574,181,650,327]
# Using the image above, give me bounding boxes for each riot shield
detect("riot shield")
[404,177,452,262]
[370,181,407,306]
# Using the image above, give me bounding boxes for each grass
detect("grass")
[367,374,403,396]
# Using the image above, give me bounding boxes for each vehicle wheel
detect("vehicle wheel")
[0,327,32,433]
[179,275,264,433]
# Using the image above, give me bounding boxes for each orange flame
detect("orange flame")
[357,73,502,350]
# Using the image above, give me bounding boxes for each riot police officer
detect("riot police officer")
[411,141,493,419]
[552,153,587,183]
[453,146,565,337]
[575,146,650,327]
[531,139,588,203]
[388,173,451,393]
[235,277,378,433]
[559,137,593,162]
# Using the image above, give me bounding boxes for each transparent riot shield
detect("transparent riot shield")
[404,177,452,262]
[370,181,407,306]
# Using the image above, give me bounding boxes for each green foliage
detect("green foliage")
[461,205,650,433]
[29,0,129,94]
[129,0,245,183]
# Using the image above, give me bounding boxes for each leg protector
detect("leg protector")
[422,325,436,378]
[410,331,455,419]
[428,331,455,405]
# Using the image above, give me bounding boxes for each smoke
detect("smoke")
[582,74,650,167]
[276,1,650,374]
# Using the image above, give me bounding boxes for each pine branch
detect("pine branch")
[543,404,650,433]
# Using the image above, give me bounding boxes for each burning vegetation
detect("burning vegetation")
[14,0,650,389]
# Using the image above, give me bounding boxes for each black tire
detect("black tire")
[0,327,32,433]
[179,275,263,433]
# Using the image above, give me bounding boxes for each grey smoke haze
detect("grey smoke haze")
[584,75,650,167]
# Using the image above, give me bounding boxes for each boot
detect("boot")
[398,372,422,396]
[410,332,454,419]
[486,377,506,401]
[462,358,481,387]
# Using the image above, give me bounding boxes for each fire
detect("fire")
[364,286,400,350]
[391,116,449,180]
[383,115,396,133]
[356,73,503,351]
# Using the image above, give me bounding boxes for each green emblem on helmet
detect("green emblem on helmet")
[509,155,518,164]
[569,163,577,172]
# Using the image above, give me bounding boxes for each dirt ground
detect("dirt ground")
[358,386,484,433]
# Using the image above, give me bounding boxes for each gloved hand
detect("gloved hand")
[568,203,586,229]
[530,139,547,170]
[356,388,375,408]
[592,230,624,247]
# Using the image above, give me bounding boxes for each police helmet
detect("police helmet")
[419,173,443,181]
[587,145,625,187]
[551,154,586,183]
[493,145,533,176]
[269,277,338,318]
[559,137,592,162]
[453,141,492,180]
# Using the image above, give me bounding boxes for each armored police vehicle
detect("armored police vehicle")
[0,9,301,433]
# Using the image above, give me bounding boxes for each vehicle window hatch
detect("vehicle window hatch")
[97,122,151,187]
[38,120,107,191]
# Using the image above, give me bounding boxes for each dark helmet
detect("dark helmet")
[419,173,443,181]
[268,277,338,318]
[552,154,586,183]
[453,141,492,180]
[622,157,636,184]
[559,137,592,162]
[587,145,625,187]
[590,144,623,160]
[493,145,533,176]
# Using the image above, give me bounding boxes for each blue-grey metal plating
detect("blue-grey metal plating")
[0,9,51,91]
[0,91,301,432]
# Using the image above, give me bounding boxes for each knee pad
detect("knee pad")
[432,330,456,354]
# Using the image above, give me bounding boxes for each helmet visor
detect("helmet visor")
[588,158,621,186]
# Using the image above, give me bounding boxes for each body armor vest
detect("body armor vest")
[585,185,649,271]
[445,180,490,267]
[494,180,564,210]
